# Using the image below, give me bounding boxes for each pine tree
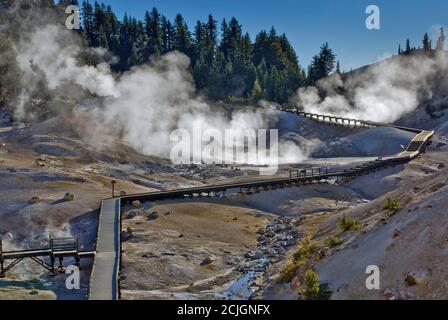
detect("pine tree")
[307,43,336,84]
[251,78,263,101]
[405,38,411,54]
[193,20,206,61]
[205,15,217,43]
[144,7,162,56]
[226,17,242,61]
[81,1,94,45]
[193,55,208,90]
[436,27,445,51]
[219,19,229,57]
[173,14,192,55]
[53,3,307,103]
[204,15,217,63]
[128,42,140,66]
[423,33,431,53]
[97,25,108,48]
[161,16,174,53]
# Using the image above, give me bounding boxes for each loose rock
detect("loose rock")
[148,211,160,220]
[405,269,430,286]
[29,196,40,204]
[200,257,214,266]
[64,193,75,201]
[131,200,141,208]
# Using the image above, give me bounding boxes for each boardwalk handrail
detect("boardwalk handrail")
[88,198,121,300]
[0,236,93,277]
[87,108,434,300]
[280,108,425,134]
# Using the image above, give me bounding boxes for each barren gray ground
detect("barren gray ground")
[0,111,447,300]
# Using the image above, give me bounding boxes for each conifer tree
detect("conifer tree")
[436,27,445,51]
[422,32,431,53]
[405,38,411,54]
[173,14,192,55]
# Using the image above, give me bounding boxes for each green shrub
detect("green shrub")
[326,236,342,247]
[277,237,319,283]
[383,197,404,216]
[301,269,320,300]
[277,261,302,283]
[292,237,319,262]
[337,214,360,231]
[299,269,333,300]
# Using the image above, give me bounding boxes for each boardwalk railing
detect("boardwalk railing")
[88,198,121,300]
[0,237,94,277]
[87,109,434,300]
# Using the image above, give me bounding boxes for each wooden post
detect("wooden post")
[111,180,116,198]
[0,238,4,278]
[49,236,55,275]
[75,238,80,268]
[58,257,64,273]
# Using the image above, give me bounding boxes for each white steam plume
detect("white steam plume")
[16,25,118,98]
[14,24,308,165]
[293,51,448,123]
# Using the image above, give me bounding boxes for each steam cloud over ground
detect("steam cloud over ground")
[9,10,448,165]
[293,51,448,123]
[13,23,307,165]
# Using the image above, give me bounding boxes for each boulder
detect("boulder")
[124,210,138,219]
[121,227,134,241]
[29,196,40,204]
[405,269,430,286]
[131,200,141,208]
[64,193,75,201]
[200,257,214,266]
[148,211,160,220]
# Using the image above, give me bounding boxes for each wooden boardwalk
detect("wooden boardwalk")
[88,198,121,300]
[0,237,94,277]
[87,109,434,300]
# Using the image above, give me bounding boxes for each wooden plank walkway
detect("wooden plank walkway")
[88,198,121,300]
[87,109,434,300]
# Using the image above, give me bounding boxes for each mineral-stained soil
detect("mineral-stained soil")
[260,141,448,300]
[1,112,447,300]
[120,200,272,299]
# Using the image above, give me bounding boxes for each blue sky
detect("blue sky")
[99,0,448,70]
